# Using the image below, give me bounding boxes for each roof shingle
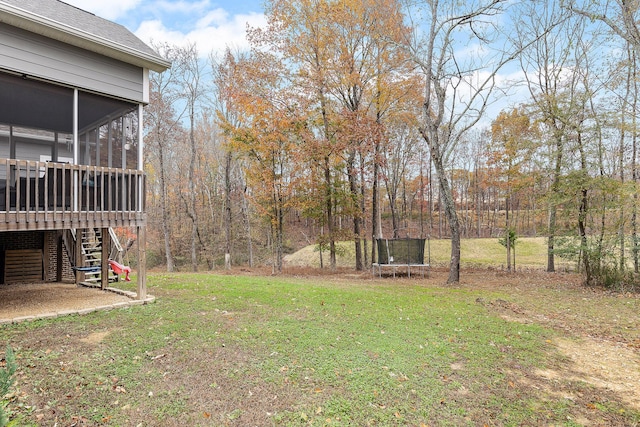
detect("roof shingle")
[0,0,169,71]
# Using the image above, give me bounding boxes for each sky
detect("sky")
[64,0,267,56]
[61,0,605,132]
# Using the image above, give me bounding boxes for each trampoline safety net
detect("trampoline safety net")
[376,238,426,265]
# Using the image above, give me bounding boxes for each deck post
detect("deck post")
[56,231,63,282]
[74,229,83,284]
[101,227,110,290]
[136,104,147,300]
[137,225,146,300]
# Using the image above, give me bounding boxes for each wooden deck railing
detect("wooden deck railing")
[0,159,146,231]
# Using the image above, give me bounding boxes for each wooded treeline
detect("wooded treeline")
[142,0,640,286]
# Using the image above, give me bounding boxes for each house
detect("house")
[0,0,170,298]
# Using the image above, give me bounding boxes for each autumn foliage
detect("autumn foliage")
[143,0,640,287]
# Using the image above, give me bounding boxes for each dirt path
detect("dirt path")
[453,269,640,413]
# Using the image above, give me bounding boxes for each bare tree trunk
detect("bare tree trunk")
[506,196,511,272]
[157,139,174,272]
[475,157,481,238]
[576,130,591,283]
[547,133,563,273]
[371,145,380,265]
[273,205,284,273]
[188,106,198,272]
[347,151,363,270]
[436,189,442,238]
[242,186,253,268]
[359,152,369,267]
[420,151,425,238]
[633,61,640,272]
[224,150,232,270]
[181,45,202,273]
[324,156,336,270]
[277,206,284,272]
[319,225,325,269]
[429,161,434,237]
[620,59,631,272]
[388,189,400,238]
[428,144,460,283]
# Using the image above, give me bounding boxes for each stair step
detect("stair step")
[72,227,123,285]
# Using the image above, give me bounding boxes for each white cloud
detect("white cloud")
[134,11,266,57]
[154,0,211,14]
[63,0,142,21]
[63,0,265,56]
[196,9,230,28]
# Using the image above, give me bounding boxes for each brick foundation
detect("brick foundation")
[0,230,74,284]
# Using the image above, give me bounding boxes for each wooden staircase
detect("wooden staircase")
[64,228,122,285]
[83,229,120,285]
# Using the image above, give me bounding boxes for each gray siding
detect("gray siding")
[0,23,145,103]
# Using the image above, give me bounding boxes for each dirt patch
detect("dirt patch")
[79,330,113,345]
[550,337,640,410]
[459,269,640,415]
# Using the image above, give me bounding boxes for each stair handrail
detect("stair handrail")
[108,227,124,264]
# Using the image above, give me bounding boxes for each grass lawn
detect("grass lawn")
[284,237,577,270]
[1,271,639,426]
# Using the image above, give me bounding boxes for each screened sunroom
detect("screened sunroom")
[0,71,145,230]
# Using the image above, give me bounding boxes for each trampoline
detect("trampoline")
[372,238,430,278]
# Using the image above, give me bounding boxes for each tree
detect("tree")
[253,0,342,269]
[401,0,526,283]
[490,108,538,271]
[565,0,640,56]
[628,47,640,273]
[380,115,420,238]
[212,49,245,270]
[498,227,518,271]
[564,0,640,286]
[517,0,582,272]
[324,0,410,270]
[146,43,188,272]
[218,49,304,273]
[173,44,207,271]
[254,0,414,271]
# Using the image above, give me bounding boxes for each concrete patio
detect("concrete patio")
[0,282,154,324]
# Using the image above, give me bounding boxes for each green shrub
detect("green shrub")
[0,345,16,427]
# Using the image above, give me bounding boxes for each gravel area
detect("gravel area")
[0,282,142,322]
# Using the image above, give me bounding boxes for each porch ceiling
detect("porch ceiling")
[0,72,135,133]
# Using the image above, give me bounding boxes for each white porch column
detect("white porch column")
[73,88,79,211]
[137,104,144,212]
[138,104,144,171]
[137,103,146,299]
